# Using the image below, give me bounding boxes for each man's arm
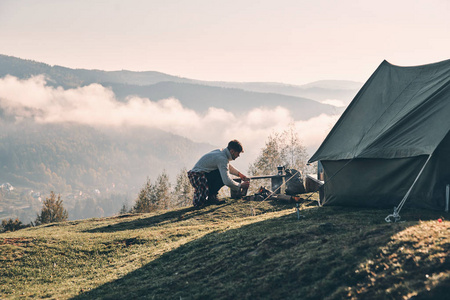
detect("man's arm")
[217,161,241,191]
[229,164,250,181]
[228,164,240,177]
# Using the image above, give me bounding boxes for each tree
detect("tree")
[154,170,171,209]
[278,124,309,172]
[173,167,193,207]
[249,132,283,177]
[133,178,157,213]
[119,203,130,215]
[248,124,309,192]
[35,191,69,225]
[1,218,28,232]
[250,124,308,175]
[133,171,173,213]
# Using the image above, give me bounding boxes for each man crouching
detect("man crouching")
[188,140,250,208]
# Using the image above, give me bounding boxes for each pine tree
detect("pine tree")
[173,167,193,207]
[133,178,157,213]
[35,191,68,225]
[133,171,172,212]
[154,170,171,209]
[119,203,130,215]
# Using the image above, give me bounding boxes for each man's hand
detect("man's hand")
[240,180,250,189]
[238,172,250,182]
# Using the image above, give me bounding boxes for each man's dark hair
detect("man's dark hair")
[227,140,243,153]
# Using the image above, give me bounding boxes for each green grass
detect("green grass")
[1,195,449,299]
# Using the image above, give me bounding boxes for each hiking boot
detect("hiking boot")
[207,194,225,205]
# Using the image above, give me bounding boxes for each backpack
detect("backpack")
[285,169,306,195]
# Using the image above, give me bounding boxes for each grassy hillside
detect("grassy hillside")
[1,196,449,299]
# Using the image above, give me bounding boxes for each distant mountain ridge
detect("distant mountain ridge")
[198,80,362,102]
[0,54,197,87]
[0,54,361,106]
[107,81,340,119]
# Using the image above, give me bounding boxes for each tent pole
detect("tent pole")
[446,184,449,213]
[385,154,432,223]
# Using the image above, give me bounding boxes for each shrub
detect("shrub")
[1,218,29,232]
[35,191,68,225]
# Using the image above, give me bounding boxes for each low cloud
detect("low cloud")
[0,75,341,169]
[320,99,347,107]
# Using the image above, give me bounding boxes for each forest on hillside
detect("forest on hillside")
[0,119,212,222]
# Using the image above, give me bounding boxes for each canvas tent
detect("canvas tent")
[309,59,450,212]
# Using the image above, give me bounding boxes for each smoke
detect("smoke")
[0,75,341,169]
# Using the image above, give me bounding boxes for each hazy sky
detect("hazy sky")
[1,0,449,85]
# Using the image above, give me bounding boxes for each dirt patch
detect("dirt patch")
[1,237,35,247]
